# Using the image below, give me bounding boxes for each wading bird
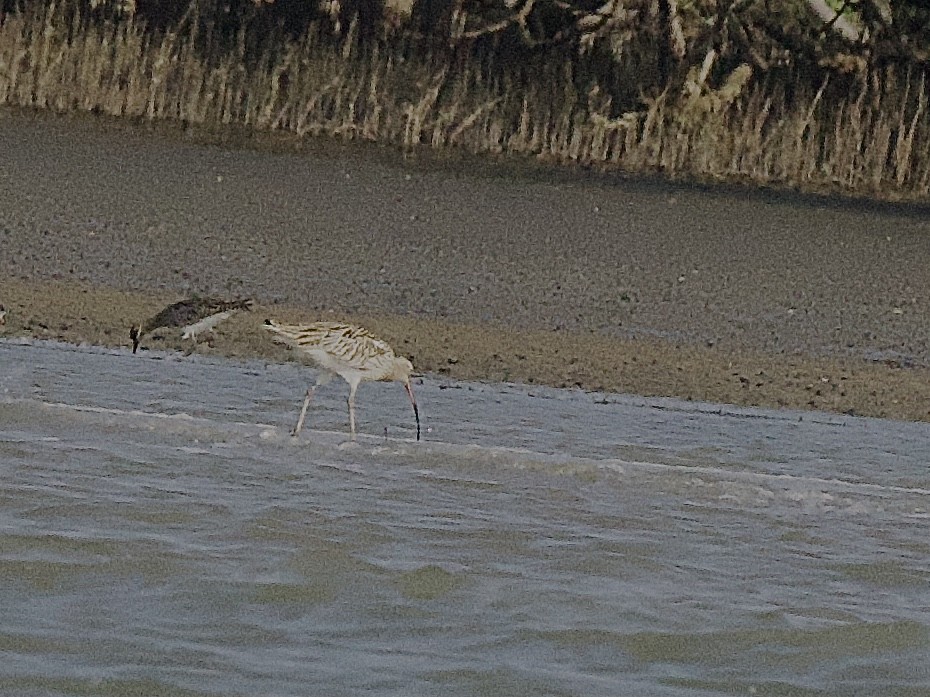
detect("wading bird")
[130,297,252,353]
[0,305,6,326]
[264,319,420,441]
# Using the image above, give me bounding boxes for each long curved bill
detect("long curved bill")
[404,381,421,441]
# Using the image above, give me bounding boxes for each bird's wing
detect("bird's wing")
[144,300,200,332]
[268,322,397,370]
[210,298,253,313]
[314,323,397,366]
[145,297,250,333]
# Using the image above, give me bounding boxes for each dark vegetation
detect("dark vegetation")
[1,0,929,198]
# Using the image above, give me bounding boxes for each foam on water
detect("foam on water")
[2,338,930,696]
[6,394,930,512]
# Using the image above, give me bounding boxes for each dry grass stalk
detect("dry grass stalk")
[0,1,928,200]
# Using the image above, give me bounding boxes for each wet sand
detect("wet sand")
[3,108,930,421]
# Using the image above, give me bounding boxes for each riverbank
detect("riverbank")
[3,109,930,421]
[5,276,930,422]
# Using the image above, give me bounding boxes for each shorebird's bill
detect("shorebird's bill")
[404,381,420,441]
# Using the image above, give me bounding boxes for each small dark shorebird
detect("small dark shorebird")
[264,319,420,441]
[0,305,6,326]
[130,297,252,353]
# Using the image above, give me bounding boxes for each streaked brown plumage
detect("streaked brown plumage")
[130,297,252,353]
[264,319,420,440]
[0,305,6,326]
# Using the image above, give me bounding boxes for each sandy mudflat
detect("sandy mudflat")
[4,108,930,421]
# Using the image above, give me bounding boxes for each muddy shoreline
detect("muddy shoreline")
[3,109,930,421]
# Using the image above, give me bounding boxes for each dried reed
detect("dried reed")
[1,2,928,200]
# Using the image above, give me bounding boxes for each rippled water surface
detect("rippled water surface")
[2,339,930,696]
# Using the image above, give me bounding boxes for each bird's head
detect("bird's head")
[129,324,142,353]
[393,356,415,383]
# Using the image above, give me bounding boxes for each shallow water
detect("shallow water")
[2,339,929,696]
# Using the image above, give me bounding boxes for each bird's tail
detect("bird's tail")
[225,298,253,312]
[263,318,303,345]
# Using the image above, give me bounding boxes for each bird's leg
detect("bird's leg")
[182,328,201,356]
[292,386,315,437]
[347,382,359,439]
[291,373,332,438]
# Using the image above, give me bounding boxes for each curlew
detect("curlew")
[264,319,420,441]
[130,296,252,353]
